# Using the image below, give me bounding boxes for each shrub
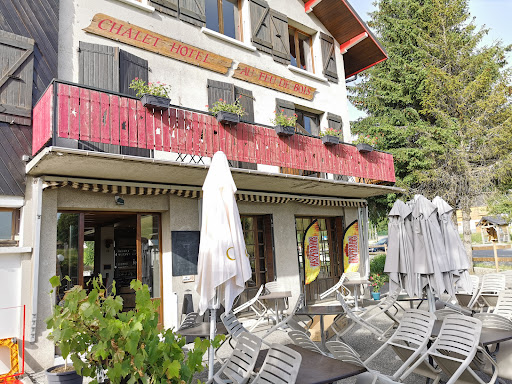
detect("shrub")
[47,276,221,384]
[370,253,387,280]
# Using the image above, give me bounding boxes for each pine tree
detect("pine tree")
[349,0,512,269]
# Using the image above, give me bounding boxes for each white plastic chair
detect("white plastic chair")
[501,270,512,290]
[178,312,198,329]
[434,307,464,320]
[364,309,441,383]
[470,273,506,312]
[233,285,268,331]
[400,315,498,384]
[206,332,262,384]
[250,344,302,384]
[287,330,326,355]
[363,287,402,325]
[261,294,311,338]
[493,290,512,319]
[263,281,289,321]
[319,274,353,302]
[336,291,391,340]
[455,275,480,309]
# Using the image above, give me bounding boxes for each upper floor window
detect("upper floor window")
[296,108,320,136]
[289,26,313,72]
[206,0,241,39]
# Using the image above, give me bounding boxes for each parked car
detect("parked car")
[369,237,388,252]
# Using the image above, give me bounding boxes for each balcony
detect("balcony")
[32,80,396,184]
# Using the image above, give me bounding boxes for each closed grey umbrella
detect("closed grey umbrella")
[432,196,472,294]
[411,195,450,296]
[385,200,416,296]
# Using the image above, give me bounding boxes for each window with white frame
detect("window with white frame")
[205,0,241,40]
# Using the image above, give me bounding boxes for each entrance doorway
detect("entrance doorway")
[55,211,162,321]
[238,215,275,304]
[295,216,344,303]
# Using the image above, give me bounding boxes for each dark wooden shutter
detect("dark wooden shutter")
[207,79,235,107]
[151,0,178,17]
[320,32,338,83]
[270,10,290,65]
[275,98,295,117]
[263,214,275,281]
[0,30,34,126]
[327,113,343,139]
[234,86,254,123]
[179,0,206,27]
[249,0,272,54]
[119,50,149,97]
[78,41,119,92]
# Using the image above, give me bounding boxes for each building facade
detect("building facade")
[0,0,399,372]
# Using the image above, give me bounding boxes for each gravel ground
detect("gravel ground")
[191,295,511,384]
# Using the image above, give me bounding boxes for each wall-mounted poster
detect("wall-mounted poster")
[303,219,320,284]
[343,220,360,273]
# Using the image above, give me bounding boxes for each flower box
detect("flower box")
[275,125,295,137]
[321,135,339,146]
[140,94,170,110]
[356,143,374,153]
[215,111,240,125]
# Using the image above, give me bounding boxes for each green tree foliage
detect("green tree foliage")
[349,0,512,267]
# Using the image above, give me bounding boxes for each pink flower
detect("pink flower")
[134,77,139,80]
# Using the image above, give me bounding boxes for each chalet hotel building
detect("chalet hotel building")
[0,0,399,370]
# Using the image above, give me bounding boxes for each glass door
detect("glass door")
[296,216,344,303]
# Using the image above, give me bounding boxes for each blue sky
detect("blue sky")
[348,0,512,121]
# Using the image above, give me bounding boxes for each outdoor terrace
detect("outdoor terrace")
[32,80,396,184]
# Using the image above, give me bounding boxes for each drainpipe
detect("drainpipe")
[30,178,43,342]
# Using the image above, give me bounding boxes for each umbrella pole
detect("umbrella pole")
[426,286,436,313]
[208,307,216,380]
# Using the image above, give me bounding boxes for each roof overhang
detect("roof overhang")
[304,0,387,78]
[27,147,403,199]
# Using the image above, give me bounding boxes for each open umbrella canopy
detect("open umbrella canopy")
[196,151,252,315]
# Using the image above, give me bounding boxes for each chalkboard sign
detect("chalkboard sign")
[172,231,200,276]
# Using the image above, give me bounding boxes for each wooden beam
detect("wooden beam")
[473,257,512,262]
[340,32,368,54]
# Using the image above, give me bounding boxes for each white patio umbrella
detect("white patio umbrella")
[195,151,252,380]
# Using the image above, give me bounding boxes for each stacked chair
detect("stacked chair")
[493,290,512,319]
[400,315,498,384]
[233,285,268,331]
[207,331,302,384]
[336,291,396,340]
[470,273,506,312]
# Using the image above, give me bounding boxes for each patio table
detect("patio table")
[177,322,227,338]
[343,279,370,311]
[255,344,366,384]
[260,290,292,324]
[295,305,344,349]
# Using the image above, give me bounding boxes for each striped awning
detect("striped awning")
[43,178,366,207]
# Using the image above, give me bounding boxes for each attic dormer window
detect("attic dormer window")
[206,0,241,40]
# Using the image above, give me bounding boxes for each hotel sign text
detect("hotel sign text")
[84,13,233,74]
[233,63,315,100]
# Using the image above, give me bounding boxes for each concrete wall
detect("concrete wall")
[58,0,352,140]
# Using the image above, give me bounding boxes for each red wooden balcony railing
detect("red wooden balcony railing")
[32,80,396,183]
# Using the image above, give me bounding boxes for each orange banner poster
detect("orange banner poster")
[304,220,321,285]
[343,220,360,273]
